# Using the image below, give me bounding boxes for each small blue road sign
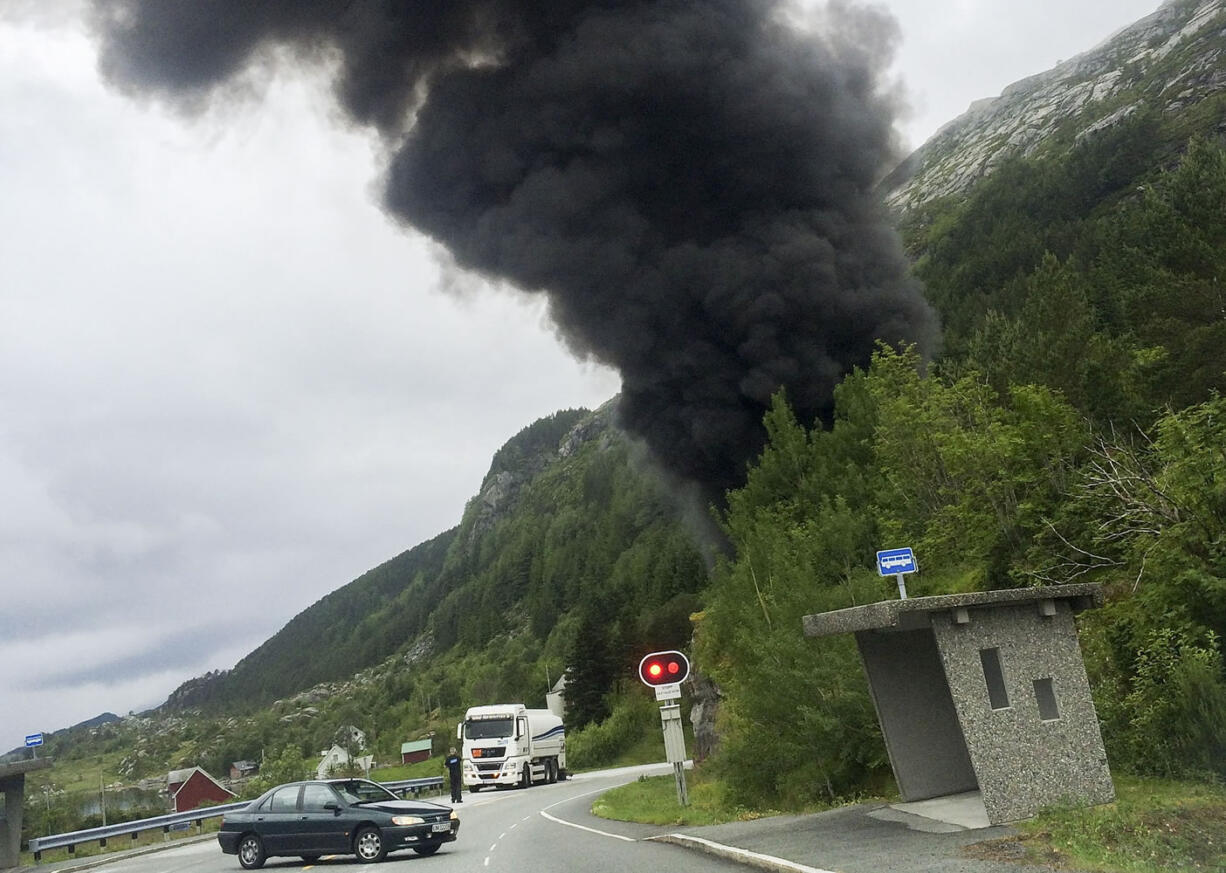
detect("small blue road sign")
[876,548,917,576]
[25,733,43,748]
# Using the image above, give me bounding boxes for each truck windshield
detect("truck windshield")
[465,717,514,740]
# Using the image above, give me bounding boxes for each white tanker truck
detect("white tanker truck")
[457,703,566,791]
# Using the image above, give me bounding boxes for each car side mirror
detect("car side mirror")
[324,802,341,814]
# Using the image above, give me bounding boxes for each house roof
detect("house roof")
[169,767,235,799]
[167,767,196,786]
[400,740,432,754]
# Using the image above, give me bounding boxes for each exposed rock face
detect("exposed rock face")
[162,669,230,711]
[688,672,722,763]
[557,401,616,459]
[885,0,1226,210]
[464,406,615,547]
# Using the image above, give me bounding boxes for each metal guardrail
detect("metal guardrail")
[29,777,445,861]
[381,777,444,796]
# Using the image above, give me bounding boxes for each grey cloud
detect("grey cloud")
[18,616,269,691]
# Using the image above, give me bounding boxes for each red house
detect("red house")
[400,740,432,765]
[167,767,236,813]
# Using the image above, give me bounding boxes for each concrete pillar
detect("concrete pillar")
[1,775,24,870]
[0,760,52,871]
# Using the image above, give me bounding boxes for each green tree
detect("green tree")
[698,391,888,807]
[243,745,311,798]
[564,605,617,730]
[867,345,1084,582]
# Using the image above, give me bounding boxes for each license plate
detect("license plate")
[431,823,451,833]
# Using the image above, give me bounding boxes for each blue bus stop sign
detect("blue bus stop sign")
[876,548,917,599]
[876,548,917,576]
[25,733,43,748]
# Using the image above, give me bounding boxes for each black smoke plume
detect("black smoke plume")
[91,0,939,503]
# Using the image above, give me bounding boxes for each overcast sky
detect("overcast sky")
[0,0,1161,752]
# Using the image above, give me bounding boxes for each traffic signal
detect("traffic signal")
[638,650,690,687]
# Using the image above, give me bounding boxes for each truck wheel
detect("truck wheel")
[469,784,482,793]
[547,759,557,783]
[557,767,567,781]
[520,764,531,788]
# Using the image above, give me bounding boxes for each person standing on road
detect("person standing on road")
[445,747,463,803]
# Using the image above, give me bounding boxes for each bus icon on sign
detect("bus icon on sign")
[876,548,917,576]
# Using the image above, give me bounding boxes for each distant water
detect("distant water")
[75,787,164,817]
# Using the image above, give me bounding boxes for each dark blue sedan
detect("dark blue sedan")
[218,779,459,867]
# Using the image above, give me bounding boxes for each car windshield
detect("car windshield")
[332,779,398,804]
[465,716,514,740]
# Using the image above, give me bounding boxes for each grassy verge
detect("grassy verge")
[590,769,840,827]
[967,776,1226,873]
[600,770,1226,873]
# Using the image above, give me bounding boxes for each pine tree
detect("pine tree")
[563,605,615,730]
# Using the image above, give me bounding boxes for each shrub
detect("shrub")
[565,695,657,769]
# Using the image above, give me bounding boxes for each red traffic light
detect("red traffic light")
[638,650,690,687]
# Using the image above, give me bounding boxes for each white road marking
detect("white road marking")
[538,785,638,843]
[539,809,636,842]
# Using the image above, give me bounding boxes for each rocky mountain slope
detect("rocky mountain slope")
[885,0,1226,210]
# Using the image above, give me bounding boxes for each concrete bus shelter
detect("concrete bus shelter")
[1,758,51,870]
[803,584,1114,824]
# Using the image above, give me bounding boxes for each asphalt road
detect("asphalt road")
[41,765,750,873]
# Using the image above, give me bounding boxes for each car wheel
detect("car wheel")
[412,844,440,857]
[238,834,266,870]
[354,826,386,864]
[299,855,321,864]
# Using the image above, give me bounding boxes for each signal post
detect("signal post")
[637,650,690,806]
